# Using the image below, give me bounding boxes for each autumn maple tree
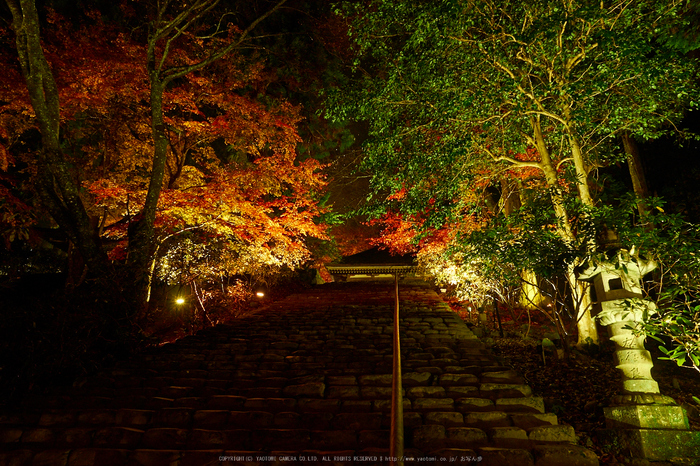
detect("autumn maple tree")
[0,0,330,314]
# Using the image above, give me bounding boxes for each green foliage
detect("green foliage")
[328,0,699,349]
[328,0,700,223]
[450,189,594,280]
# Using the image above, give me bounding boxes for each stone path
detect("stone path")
[0,283,599,465]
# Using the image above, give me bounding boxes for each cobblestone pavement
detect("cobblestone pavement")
[0,282,599,465]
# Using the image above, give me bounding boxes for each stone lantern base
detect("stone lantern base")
[597,427,700,461]
[597,396,700,461]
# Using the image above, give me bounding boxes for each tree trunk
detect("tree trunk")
[501,181,546,313]
[6,0,110,276]
[568,135,594,206]
[621,132,650,218]
[533,118,599,346]
[500,178,521,216]
[532,118,575,238]
[566,265,597,347]
[520,269,545,310]
[125,0,288,310]
[126,78,169,309]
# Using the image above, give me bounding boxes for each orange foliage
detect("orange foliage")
[0,9,329,275]
[368,211,419,255]
[331,222,379,257]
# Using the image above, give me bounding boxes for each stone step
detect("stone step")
[0,283,599,465]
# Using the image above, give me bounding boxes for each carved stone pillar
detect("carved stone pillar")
[597,301,660,399]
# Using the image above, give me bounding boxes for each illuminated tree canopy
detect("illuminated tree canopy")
[0,0,331,311]
[1,0,699,359]
[327,0,700,346]
[330,0,698,212]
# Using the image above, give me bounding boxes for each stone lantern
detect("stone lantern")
[579,248,700,461]
[579,248,661,397]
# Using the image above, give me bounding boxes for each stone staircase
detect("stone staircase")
[0,283,599,465]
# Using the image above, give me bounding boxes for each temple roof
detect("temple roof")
[333,246,416,266]
[327,247,417,277]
